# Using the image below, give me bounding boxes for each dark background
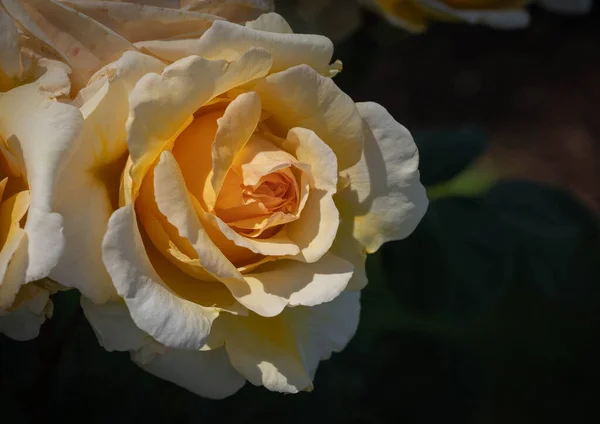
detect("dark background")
[2,3,600,423]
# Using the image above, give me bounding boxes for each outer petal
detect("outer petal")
[183,0,274,23]
[245,12,293,33]
[538,0,592,14]
[255,64,364,171]
[82,295,246,398]
[133,344,246,399]
[127,48,273,194]
[338,102,428,254]
[142,234,247,316]
[282,128,339,263]
[287,291,361,378]
[135,17,334,74]
[211,91,262,197]
[59,1,220,43]
[0,284,51,341]
[330,217,368,291]
[416,0,530,29]
[51,51,166,303]
[0,70,83,282]
[102,204,219,350]
[1,0,137,90]
[81,297,152,352]
[0,7,21,87]
[216,291,360,393]
[0,191,30,309]
[241,253,353,316]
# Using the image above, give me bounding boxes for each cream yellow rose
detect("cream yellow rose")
[364,0,594,32]
[47,13,427,397]
[364,0,532,32]
[1,0,271,93]
[0,7,82,340]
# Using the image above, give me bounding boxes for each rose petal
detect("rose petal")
[1,0,137,90]
[102,204,219,350]
[330,217,368,290]
[0,8,21,84]
[169,112,284,262]
[245,12,293,33]
[0,191,29,309]
[0,72,83,282]
[280,128,340,263]
[337,102,428,254]
[211,91,262,198]
[138,208,217,281]
[82,293,246,397]
[183,0,273,23]
[135,16,333,74]
[153,151,247,284]
[0,284,50,341]
[197,251,353,319]
[286,189,339,263]
[151,152,341,317]
[127,48,273,196]
[282,128,338,193]
[242,253,353,313]
[255,64,364,171]
[142,225,247,316]
[51,51,165,303]
[30,58,72,98]
[59,1,220,43]
[206,213,300,256]
[81,297,151,352]
[215,291,360,393]
[234,135,298,186]
[134,344,246,399]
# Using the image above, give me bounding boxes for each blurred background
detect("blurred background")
[2,2,600,423]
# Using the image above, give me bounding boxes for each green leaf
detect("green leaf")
[413,127,489,187]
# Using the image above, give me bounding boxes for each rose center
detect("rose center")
[241,170,297,214]
[208,131,308,239]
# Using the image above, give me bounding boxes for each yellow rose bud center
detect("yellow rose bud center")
[212,133,305,239]
[137,97,315,275]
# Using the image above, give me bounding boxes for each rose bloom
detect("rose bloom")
[362,0,531,32]
[363,0,592,33]
[32,12,428,397]
[0,0,272,91]
[0,8,82,340]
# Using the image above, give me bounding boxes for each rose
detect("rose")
[56,0,274,48]
[48,13,427,397]
[0,8,82,340]
[0,0,261,93]
[363,0,593,32]
[59,0,275,33]
[1,0,273,91]
[362,0,532,32]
